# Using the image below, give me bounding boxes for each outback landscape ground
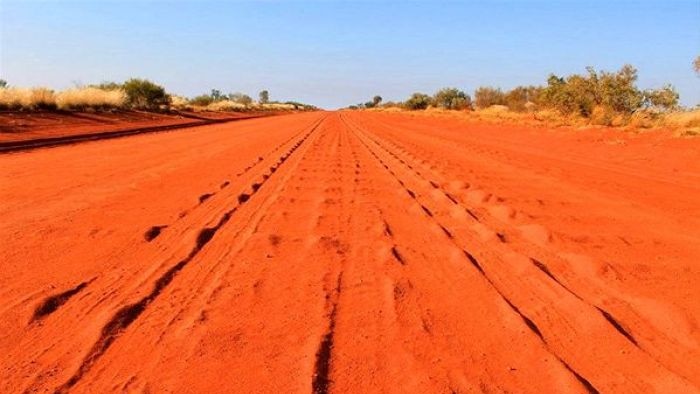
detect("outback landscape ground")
[1,111,698,393]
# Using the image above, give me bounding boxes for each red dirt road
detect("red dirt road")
[1,111,698,393]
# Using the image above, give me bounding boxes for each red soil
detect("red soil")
[0,110,262,143]
[0,111,698,393]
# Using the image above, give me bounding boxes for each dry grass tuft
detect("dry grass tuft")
[170,95,190,110]
[55,87,126,110]
[206,100,248,111]
[663,109,700,136]
[0,86,125,110]
[0,87,56,109]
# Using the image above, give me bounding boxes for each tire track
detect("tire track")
[51,118,324,393]
[347,113,697,383]
[143,118,324,242]
[0,113,273,154]
[344,115,650,393]
[30,279,95,323]
[312,272,343,394]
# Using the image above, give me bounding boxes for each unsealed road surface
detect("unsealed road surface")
[1,111,699,393]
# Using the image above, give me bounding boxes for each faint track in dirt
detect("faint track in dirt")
[348,114,697,379]
[343,113,697,392]
[142,120,320,240]
[51,118,325,393]
[0,113,275,154]
[344,114,608,393]
[30,279,94,323]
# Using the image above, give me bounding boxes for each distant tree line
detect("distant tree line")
[353,62,700,123]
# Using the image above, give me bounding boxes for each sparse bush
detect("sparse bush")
[0,79,7,88]
[229,92,253,105]
[504,86,542,112]
[404,92,432,110]
[433,88,471,110]
[55,87,125,110]
[474,87,505,109]
[122,78,170,110]
[643,84,679,111]
[538,65,648,119]
[189,95,215,107]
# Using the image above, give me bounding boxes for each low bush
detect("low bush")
[474,87,505,109]
[122,78,170,110]
[404,92,432,110]
[189,95,215,107]
[433,88,472,110]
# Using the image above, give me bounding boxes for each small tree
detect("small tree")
[0,79,7,88]
[433,88,471,110]
[259,90,269,104]
[474,87,505,109]
[404,92,432,110]
[122,78,170,110]
[210,89,224,101]
[373,95,382,106]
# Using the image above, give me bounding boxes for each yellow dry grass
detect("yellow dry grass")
[373,105,700,136]
[0,86,125,110]
[206,100,248,111]
[0,87,56,109]
[55,87,126,110]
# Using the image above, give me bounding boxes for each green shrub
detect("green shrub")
[403,92,432,110]
[474,87,505,109]
[539,65,649,118]
[122,78,170,110]
[189,95,215,106]
[433,88,471,110]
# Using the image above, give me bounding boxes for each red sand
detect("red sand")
[0,111,698,393]
[0,110,262,144]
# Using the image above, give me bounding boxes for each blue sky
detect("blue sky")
[1,0,698,108]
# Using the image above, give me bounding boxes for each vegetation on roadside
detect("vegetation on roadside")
[353,61,699,132]
[0,79,316,113]
[175,88,316,112]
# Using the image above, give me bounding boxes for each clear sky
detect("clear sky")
[1,0,698,109]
